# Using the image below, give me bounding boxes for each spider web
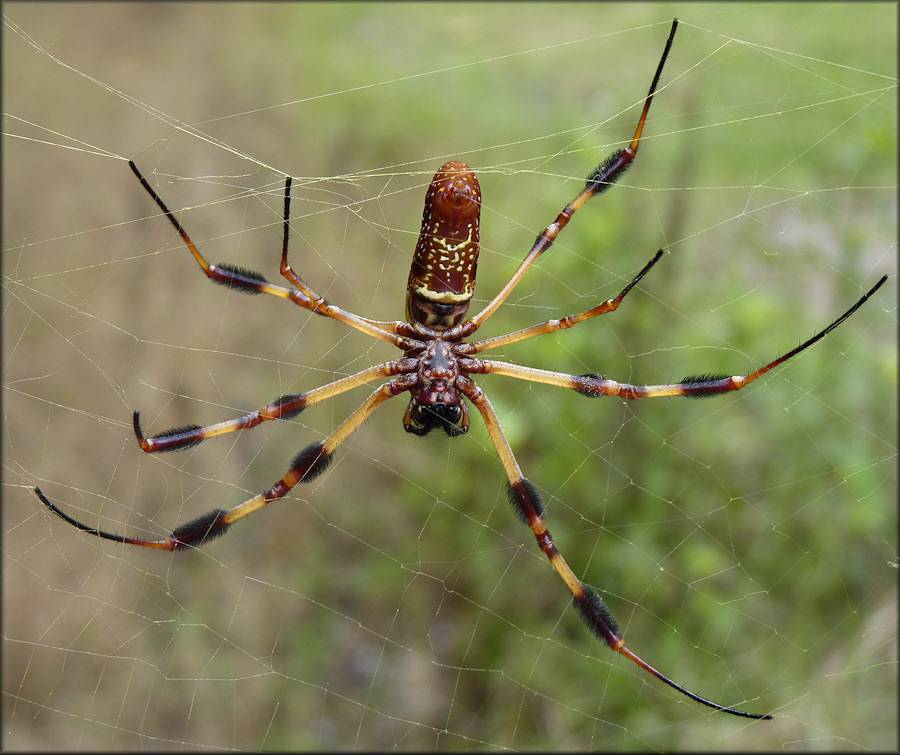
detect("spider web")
[3,3,896,750]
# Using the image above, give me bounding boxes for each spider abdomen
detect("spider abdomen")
[406,162,481,330]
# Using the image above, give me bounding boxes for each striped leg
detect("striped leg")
[460,377,770,719]
[129,161,410,349]
[474,273,887,399]
[132,360,414,453]
[462,19,678,335]
[34,377,414,550]
[467,250,663,354]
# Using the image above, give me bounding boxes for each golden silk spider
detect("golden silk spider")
[36,18,886,719]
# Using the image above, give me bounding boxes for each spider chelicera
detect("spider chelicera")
[36,18,886,720]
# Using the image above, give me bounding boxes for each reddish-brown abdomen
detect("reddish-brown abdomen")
[406,161,481,330]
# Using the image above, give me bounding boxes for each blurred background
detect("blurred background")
[4,3,896,750]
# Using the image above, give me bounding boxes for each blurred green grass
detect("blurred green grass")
[4,2,895,750]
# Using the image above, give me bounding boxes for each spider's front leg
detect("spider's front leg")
[36,372,419,550]
[459,377,771,719]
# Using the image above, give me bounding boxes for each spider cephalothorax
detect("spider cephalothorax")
[36,18,886,720]
[401,336,469,437]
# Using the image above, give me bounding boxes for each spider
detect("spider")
[36,18,886,720]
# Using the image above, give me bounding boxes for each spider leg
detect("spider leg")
[34,377,415,550]
[462,19,677,335]
[460,378,770,719]
[132,359,415,453]
[476,276,887,398]
[128,161,412,349]
[275,175,407,337]
[466,250,663,354]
